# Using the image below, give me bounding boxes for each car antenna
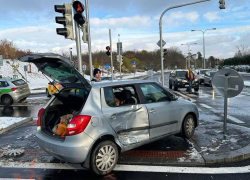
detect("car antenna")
[42,73,60,91]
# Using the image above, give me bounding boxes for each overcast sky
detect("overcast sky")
[0,0,250,59]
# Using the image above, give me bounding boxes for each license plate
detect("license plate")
[185,85,189,87]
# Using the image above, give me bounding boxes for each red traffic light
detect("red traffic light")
[73,1,84,13]
[106,46,110,50]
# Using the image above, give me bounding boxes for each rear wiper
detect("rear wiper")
[42,73,60,91]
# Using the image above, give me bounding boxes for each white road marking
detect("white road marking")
[0,162,250,174]
[227,115,245,124]
[200,104,212,109]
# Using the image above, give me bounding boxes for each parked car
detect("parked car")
[195,69,211,84]
[204,71,217,87]
[100,76,116,81]
[169,70,199,91]
[0,77,30,105]
[19,53,199,175]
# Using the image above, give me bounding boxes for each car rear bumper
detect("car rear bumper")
[36,127,94,163]
[11,91,31,102]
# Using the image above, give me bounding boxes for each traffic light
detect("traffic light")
[73,1,85,26]
[106,46,111,56]
[121,55,123,65]
[81,24,88,43]
[162,49,167,56]
[219,0,225,9]
[55,3,74,40]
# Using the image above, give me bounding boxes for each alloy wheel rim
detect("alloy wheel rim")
[4,98,10,104]
[96,145,116,172]
[186,118,194,135]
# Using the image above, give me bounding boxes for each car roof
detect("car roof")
[91,79,156,88]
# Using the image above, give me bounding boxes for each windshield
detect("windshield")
[200,70,207,75]
[44,64,78,81]
[12,79,27,86]
[176,71,187,77]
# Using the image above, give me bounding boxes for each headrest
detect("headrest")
[122,90,132,99]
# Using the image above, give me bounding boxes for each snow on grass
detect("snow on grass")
[0,117,27,131]
[245,81,250,86]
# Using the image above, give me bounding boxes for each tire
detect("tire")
[90,140,118,175]
[209,81,212,87]
[169,83,172,89]
[1,95,13,106]
[46,89,51,97]
[182,114,195,139]
[194,87,199,91]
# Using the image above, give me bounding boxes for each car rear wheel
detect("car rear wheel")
[1,95,13,106]
[90,140,118,175]
[194,87,199,91]
[46,89,51,97]
[182,114,195,139]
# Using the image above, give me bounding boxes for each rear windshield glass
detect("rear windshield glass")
[12,79,26,86]
[176,71,186,77]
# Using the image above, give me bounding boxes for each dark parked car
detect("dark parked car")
[169,70,199,91]
[204,71,217,87]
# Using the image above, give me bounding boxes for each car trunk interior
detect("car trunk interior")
[41,88,88,138]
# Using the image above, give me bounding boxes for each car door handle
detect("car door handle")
[149,109,156,113]
[109,115,116,120]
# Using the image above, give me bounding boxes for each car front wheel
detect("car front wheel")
[182,114,195,139]
[1,95,13,106]
[194,87,199,91]
[169,83,172,89]
[90,140,118,175]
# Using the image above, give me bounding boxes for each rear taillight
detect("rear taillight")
[37,108,44,126]
[11,87,17,91]
[65,115,91,136]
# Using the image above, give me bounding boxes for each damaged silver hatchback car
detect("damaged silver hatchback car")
[19,53,199,175]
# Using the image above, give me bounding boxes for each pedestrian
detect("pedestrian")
[91,68,101,82]
[186,67,195,94]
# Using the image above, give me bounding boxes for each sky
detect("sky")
[0,0,250,59]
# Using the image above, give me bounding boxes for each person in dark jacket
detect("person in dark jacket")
[91,68,101,82]
[186,67,195,93]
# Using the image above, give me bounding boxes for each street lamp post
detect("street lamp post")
[181,43,196,69]
[191,28,216,69]
[159,0,210,87]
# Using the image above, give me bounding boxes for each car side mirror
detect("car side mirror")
[171,94,178,101]
[197,72,200,75]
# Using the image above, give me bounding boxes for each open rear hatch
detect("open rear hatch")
[18,53,91,139]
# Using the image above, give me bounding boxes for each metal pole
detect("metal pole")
[188,45,190,68]
[203,32,206,69]
[73,0,83,75]
[223,75,228,134]
[109,29,114,80]
[159,0,210,87]
[70,48,73,62]
[118,34,121,78]
[85,0,93,79]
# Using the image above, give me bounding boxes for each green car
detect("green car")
[0,77,31,106]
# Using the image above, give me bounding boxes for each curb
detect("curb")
[0,117,33,135]
[31,92,46,95]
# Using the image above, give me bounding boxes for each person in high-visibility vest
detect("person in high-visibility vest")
[186,67,195,94]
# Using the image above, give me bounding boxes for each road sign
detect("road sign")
[212,68,244,98]
[157,40,166,47]
[94,61,99,68]
[82,64,87,71]
[0,55,3,66]
[105,64,109,69]
[24,65,28,72]
[132,61,136,65]
[212,68,244,134]
[117,42,122,54]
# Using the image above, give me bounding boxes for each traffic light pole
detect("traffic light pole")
[109,29,114,80]
[118,34,121,78]
[159,0,210,87]
[73,0,83,75]
[85,0,93,79]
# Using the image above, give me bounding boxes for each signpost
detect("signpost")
[212,68,244,134]
[132,61,136,77]
[0,55,3,67]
